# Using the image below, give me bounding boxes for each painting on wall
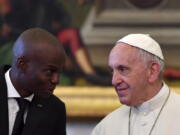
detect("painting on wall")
[0,0,112,86]
[1,0,180,118]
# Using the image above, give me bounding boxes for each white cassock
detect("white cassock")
[91,83,180,135]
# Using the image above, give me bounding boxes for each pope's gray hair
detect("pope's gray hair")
[137,48,165,80]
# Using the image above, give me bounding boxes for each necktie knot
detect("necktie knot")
[16,98,30,110]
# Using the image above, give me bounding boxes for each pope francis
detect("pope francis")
[91,34,180,135]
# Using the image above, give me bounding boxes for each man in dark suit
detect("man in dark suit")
[0,28,67,135]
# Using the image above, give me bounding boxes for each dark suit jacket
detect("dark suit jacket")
[0,65,66,135]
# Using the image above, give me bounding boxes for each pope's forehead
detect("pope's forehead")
[109,43,141,62]
[108,50,145,71]
[111,42,138,53]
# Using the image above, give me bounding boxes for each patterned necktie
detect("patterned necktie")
[12,98,29,135]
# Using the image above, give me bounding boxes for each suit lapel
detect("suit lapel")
[0,66,10,135]
[22,96,48,135]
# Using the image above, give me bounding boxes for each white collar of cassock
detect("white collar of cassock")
[133,83,169,114]
[5,69,34,101]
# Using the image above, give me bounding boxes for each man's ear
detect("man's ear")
[16,56,28,73]
[148,62,161,83]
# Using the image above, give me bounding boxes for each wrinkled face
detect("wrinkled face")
[108,43,150,106]
[20,44,66,98]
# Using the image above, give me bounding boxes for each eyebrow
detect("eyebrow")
[47,65,64,72]
[118,65,127,68]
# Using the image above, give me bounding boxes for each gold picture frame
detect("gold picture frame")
[54,86,180,118]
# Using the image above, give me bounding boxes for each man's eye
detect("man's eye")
[46,69,53,75]
[119,67,126,71]
[118,66,129,75]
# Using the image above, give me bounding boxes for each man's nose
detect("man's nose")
[112,71,122,86]
[51,73,60,85]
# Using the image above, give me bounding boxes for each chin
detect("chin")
[120,98,131,106]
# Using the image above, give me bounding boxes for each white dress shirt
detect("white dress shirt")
[5,69,34,135]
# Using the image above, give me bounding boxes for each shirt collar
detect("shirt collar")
[134,83,169,113]
[5,69,34,102]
